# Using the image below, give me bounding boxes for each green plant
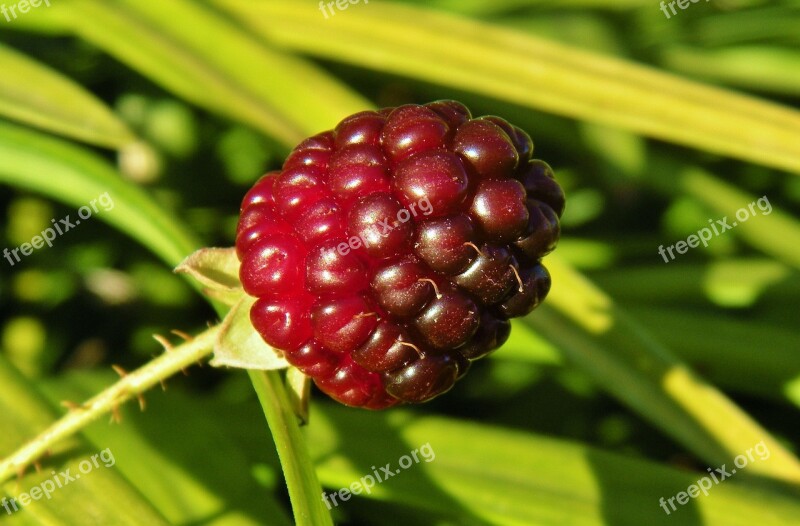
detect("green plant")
[1,1,799,524]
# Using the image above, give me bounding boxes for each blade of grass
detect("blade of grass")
[309,405,800,525]
[216,0,800,174]
[499,297,800,406]
[528,254,800,483]
[0,356,172,525]
[30,0,368,146]
[0,326,220,484]
[678,168,800,271]
[0,43,135,148]
[662,45,800,96]
[0,120,197,266]
[632,306,800,407]
[589,260,800,306]
[40,370,293,526]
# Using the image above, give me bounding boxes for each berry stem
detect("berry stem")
[0,324,220,485]
[248,369,334,526]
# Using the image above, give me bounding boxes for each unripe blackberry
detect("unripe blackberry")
[236,101,564,409]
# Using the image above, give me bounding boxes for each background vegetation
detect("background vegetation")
[1,0,799,524]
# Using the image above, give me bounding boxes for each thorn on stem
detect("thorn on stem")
[110,404,122,424]
[60,400,84,411]
[171,329,194,342]
[153,334,174,353]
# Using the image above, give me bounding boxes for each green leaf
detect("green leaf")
[662,45,800,96]
[528,254,800,483]
[0,120,198,267]
[309,405,800,526]
[589,260,800,307]
[38,370,293,526]
[216,0,800,174]
[213,295,290,370]
[0,357,171,525]
[0,43,136,148]
[677,168,800,271]
[632,306,800,406]
[35,0,369,145]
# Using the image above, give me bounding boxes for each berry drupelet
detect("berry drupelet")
[236,101,564,409]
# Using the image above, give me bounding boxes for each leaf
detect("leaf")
[678,168,800,271]
[526,254,800,484]
[32,0,369,146]
[662,45,800,96]
[0,357,171,525]
[0,121,199,268]
[309,405,800,526]
[176,247,243,306]
[212,295,290,371]
[589,259,800,307]
[0,42,136,148]
[38,370,293,526]
[632,306,800,406]
[216,0,800,174]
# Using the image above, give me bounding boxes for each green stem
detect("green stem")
[0,325,220,484]
[248,370,333,526]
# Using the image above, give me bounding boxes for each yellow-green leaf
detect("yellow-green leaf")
[37,0,369,146]
[216,0,800,174]
[0,43,135,148]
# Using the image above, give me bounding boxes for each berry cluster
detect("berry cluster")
[236,101,563,409]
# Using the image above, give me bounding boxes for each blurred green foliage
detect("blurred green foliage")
[1,0,799,524]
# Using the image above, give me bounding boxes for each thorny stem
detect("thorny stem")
[0,324,220,484]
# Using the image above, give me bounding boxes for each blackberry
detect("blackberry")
[236,101,563,409]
